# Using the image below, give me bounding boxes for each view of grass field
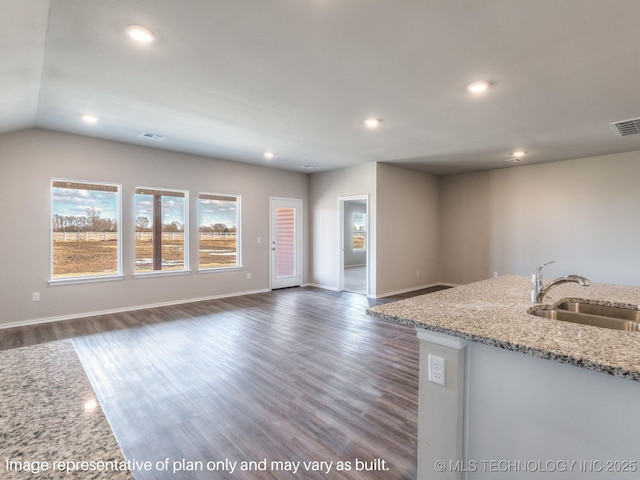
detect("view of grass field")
[198,237,238,269]
[53,239,119,277]
[135,237,185,272]
[52,235,238,277]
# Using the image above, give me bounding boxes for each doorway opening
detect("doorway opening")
[340,196,368,296]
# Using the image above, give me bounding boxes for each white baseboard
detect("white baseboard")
[0,288,271,330]
[374,282,457,299]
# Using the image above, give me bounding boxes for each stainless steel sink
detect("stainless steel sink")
[556,301,640,321]
[529,301,640,331]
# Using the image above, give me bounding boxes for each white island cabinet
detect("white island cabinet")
[367,276,640,479]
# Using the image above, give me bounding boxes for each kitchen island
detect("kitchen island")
[367,275,640,479]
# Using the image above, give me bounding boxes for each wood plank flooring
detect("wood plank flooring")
[2,286,450,480]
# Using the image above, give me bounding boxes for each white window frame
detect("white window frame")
[134,186,189,277]
[197,193,242,272]
[49,178,123,285]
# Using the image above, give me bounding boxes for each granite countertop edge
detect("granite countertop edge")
[367,275,640,382]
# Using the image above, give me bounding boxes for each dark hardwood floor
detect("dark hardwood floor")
[1,286,450,479]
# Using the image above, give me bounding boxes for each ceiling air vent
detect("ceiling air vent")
[610,117,640,137]
[140,132,166,141]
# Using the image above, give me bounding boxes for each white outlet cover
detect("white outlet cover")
[428,354,446,386]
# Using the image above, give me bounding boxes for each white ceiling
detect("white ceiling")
[3,0,640,175]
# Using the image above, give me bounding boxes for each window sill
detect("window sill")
[197,266,244,274]
[49,274,125,286]
[133,270,191,279]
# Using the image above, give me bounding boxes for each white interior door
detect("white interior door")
[270,197,302,289]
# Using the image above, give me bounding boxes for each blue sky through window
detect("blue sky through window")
[52,184,118,220]
[199,196,237,229]
[135,194,186,227]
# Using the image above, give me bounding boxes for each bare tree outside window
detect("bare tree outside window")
[51,179,121,279]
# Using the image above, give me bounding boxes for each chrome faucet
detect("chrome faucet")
[531,261,591,303]
[531,260,555,303]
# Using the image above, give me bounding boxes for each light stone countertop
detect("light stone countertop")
[0,340,133,479]
[366,275,640,381]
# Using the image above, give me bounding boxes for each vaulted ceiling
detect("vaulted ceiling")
[3,0,640,175]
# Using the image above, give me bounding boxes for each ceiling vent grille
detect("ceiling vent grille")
[140,132,166,141]
[610,117,640,137]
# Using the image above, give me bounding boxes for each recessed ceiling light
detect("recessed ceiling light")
[364,118,381,128]
[467,81,490,93]
[302,165,316,169]
[82,115,99,124]
[512,150,526,158]
[125,24,156,43]
[264,151,275,160]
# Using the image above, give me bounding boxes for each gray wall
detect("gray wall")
[0,128,309,326]
[376,163,440,295]
[4,127,640,326]
[439,151,640,286]
[309,162,441,298]
[309,162,378,294]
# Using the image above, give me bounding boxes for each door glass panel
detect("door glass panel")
[275,207,296,278]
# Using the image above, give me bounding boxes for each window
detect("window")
[352,212,366,251]
[198,193,240,269]
[135,187,188,273]
[51,179,121,280]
